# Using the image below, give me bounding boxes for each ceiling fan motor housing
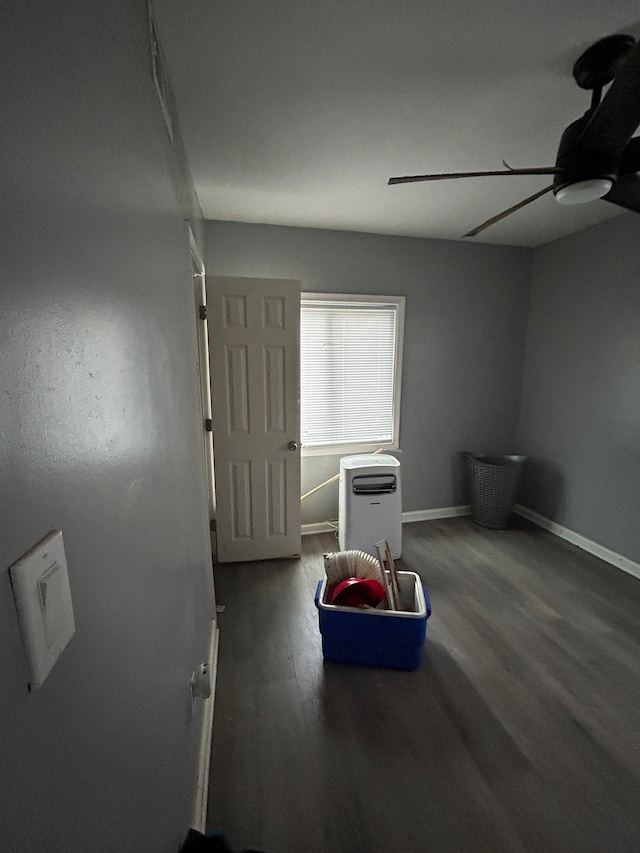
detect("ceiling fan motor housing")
[553,113,618,196]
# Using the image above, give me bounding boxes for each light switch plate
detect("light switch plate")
[9,530,75,690]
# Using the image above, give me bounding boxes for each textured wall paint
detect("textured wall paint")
[205,221,532,525]
[0,3,213,851]
[517,213,640,564]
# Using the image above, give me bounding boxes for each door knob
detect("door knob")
[287,441,299,451]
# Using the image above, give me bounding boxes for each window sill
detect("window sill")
[301,443,399,458]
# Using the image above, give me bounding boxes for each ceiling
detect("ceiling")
[154,1,640,247]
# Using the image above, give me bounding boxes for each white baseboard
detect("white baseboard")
[515,504,640,581]
[402,505,471,523]
[302,506,471,536]
[191,621,220,833]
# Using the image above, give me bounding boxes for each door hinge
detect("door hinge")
[205,418,213,432]
[199,305,207,320]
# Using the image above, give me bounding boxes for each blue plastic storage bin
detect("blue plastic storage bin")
[314,571,431,671]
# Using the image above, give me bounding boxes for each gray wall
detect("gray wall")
[517,213,640,564]
[206,221,532,525]
[0,3,213,851]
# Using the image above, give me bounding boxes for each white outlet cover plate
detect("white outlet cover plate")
[9,530,75,690]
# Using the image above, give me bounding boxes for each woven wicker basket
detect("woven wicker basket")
[464,453,526,529]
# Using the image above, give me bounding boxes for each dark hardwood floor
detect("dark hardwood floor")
[206,517,640,853]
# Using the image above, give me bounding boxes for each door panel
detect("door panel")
[208,276,301,562]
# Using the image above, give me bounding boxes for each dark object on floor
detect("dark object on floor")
[464,452,526,528]
[180,827,265,852]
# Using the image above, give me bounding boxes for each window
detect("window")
[300,293,405,455]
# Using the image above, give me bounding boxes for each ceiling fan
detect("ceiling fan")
[388,34,640,237]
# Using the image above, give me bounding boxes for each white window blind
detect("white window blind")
[300,295,404,451]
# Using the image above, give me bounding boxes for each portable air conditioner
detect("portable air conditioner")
[338,454,402,559]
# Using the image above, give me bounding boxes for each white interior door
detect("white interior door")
[207,276,301,562]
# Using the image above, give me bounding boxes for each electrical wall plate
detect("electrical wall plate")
[9,530,76,690]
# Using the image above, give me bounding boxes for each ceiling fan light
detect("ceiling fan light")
[555,178,613,205]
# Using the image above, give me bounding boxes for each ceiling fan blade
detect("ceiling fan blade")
[603,172,640,213]
[574,39,640,157]
[619,135,640,174]
[463,185,555,238]
[388,167,560,185]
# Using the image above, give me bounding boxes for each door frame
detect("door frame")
[190,227,216,533]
